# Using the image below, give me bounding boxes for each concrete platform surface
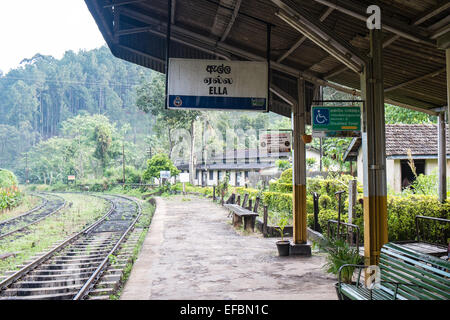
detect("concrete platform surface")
[120,195,337,300]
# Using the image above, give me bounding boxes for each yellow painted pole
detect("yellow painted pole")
[360,29,388,266]
[291,78,310,256]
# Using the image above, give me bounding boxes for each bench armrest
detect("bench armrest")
[337,264,367,287]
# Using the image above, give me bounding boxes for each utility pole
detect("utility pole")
[122,141,125,185]
[25,153,29,184]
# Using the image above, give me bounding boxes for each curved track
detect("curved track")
[0,193,66,240]
[0,194,141,300]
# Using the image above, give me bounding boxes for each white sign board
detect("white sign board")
[160,171,171,179]
[167,58,268,111]
[179,172,190,183]
[259,131,292,153]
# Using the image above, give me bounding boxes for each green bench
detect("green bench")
[337,242,450,300]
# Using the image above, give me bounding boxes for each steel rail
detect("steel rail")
[0,193,48,227]
[73,194,143,300]
[0,194,67,241]
[0,196,116,292]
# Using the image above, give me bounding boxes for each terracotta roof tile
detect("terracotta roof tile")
[385,124,450,156]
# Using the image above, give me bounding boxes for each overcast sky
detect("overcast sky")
[0,0,105,73]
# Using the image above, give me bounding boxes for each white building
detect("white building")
[344,124,450,193]
[175,146,321,187]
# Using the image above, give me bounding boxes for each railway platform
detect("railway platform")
[120,195,336,300]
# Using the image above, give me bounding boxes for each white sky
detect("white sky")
[0,0,105,73]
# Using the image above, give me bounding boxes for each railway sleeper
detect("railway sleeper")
[9,277,90,289]
[0,291,78,300]
[2,284,82,296]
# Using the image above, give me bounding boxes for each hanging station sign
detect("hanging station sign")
[311,106,361,138]
[167,58,268,111]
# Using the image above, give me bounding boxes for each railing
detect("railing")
[327,220,361,252]
[415,215,450,247]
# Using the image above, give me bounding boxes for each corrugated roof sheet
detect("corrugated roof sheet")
[85,0,450,116]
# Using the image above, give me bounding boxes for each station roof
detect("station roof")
[85,0,449,117]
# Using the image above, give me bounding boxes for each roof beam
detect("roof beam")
[385,68,446,93]
[272,0,365,73]
[270,84,296,106]
[310,0,434,46]
[323,4,446,80]
[277,7,333,63]
[412,1,450,27]
[118,6,437,115]
[220,0,242,42]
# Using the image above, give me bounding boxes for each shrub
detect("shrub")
[319,194,332,209]
[262,191,292,218]
[0,169,22,210]
[0,169,18,188]
[279,168,292,184]
[268,181,292,193]
[0,186,22,211]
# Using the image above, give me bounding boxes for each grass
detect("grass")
[0,194,42,222]
[0,193,109,276]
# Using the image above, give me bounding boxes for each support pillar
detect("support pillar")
[361,29,388,266]
[447,49,450,118]
[438,112,447,203]
[290,78,311,256]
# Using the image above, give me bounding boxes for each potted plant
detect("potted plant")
[319,237,363,300]
[276,215,290,256]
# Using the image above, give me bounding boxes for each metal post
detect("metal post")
[263,205,268,237]
[313,192,320,232]
[290,78,311,255]
[361,29,388,266]
[447,49,450,119]
[438,112,447,202]
[348,180,357,224]
[164,0,172,109]
[335,190,345,240]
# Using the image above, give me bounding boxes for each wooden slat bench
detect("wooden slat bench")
[337,242,450,300]
[224,202,259,232]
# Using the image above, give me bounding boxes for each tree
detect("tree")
[136,73,201,183]
[142,153,180,183]
[93,123,112,171]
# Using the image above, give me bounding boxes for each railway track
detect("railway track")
[0,194,142,300]
[0,193,66,240]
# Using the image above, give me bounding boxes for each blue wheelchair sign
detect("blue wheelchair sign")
[313,108,329,125]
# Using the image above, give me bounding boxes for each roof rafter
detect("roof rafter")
[310,0,435,46]
[220,0,242,42]
[272,0,365,73]
[385,68,446,93]
[276,7,333,63]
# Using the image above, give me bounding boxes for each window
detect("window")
[218,171,223,181]
[236,171,241,186]
[245,171,249,179]
[400,159,425,189]
[195,170,199,179]
[209,170,214,180]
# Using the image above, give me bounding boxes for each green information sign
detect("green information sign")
[311,106,361,137]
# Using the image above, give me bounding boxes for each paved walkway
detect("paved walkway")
[120,195,337,300]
